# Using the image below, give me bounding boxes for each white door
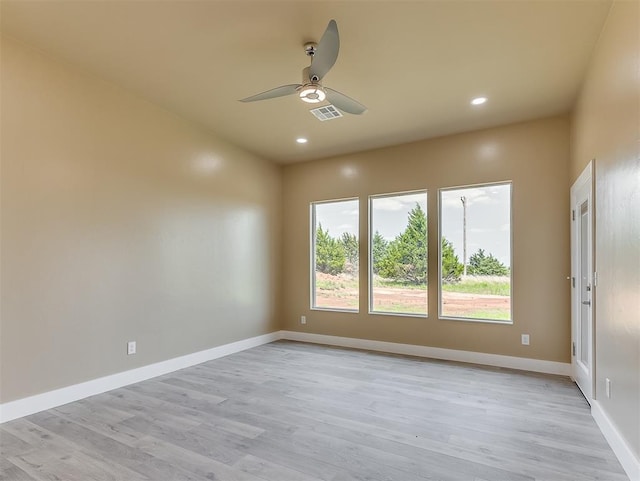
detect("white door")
[571,161,594,402]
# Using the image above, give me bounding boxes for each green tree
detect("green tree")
[468,249,509,276]
[340,232,359,274]
[371,231,388,274]
[315,224,345,275]
[441,237,463,283]
[378,203,427,284]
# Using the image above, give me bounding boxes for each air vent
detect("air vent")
[309,104,343,121]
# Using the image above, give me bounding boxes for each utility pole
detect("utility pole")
[461,196,467,276]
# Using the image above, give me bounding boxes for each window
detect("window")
[311,198,359,311]
[439,183,512,322]
[369,191,428,316]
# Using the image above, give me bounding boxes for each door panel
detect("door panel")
[571,162,593,403]
[579,203,590,367]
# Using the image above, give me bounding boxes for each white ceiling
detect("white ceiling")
[1,1,611,163]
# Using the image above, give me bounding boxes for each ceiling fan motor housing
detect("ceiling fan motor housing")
[301,66,320,84]
[299,67,325,103]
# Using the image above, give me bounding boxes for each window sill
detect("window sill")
[369,310,427,319]
[439,315,513,325]
[311,307,359,314]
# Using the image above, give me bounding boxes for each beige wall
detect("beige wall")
[4,8,634,459]
[570,1,640,458]
[0,38,281,403]
[282,116,571,363]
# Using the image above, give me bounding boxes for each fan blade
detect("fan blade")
[239,84,300,102]
[325,88,367,115]
[309,20,339,81]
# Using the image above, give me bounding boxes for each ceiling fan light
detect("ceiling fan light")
[299,86,326,104]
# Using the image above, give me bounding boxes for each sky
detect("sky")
[313,184,511,267]
[441,184,511,267]
[371,192,427,241]
[314,199,360,238]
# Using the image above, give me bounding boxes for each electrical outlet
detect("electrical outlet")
[300,316,307,325]
[521,334,530,346]
[605,378,611,398]
[127,341,137,355]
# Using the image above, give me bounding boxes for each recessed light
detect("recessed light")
[296,137,308,144]
[471,97,487,106]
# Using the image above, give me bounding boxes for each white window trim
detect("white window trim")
[437,181,514,324]
[368,189,429,318]
[310,197,360,313]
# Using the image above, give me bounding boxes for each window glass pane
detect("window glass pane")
[370,192,427,316]
[312,199,359,311]
[440,183,511,322]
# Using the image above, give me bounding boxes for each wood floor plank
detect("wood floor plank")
[25,412,206,480]
[0,341,629,481]
[0,458,37,481]
[233,454,325,481]
[120,414,246,466]
[129,435,266,481]
[0,429,35,458]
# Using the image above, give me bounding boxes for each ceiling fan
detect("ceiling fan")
[239,20,367,115]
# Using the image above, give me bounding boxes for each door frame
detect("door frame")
[570,160,595,402]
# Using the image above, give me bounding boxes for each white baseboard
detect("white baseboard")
[3,328,633,481]
[3,329,570,425]
[0,331,280,424]
[280,331,571,376]
[592,400,640,481]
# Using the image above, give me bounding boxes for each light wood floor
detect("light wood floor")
[0,341,628,481]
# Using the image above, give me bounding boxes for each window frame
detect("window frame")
[437,181,513,324]
[368,189,429,318]
[310,197,360,313]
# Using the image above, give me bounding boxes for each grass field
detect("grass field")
[314,273,510,320]
[442,277,510,296]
